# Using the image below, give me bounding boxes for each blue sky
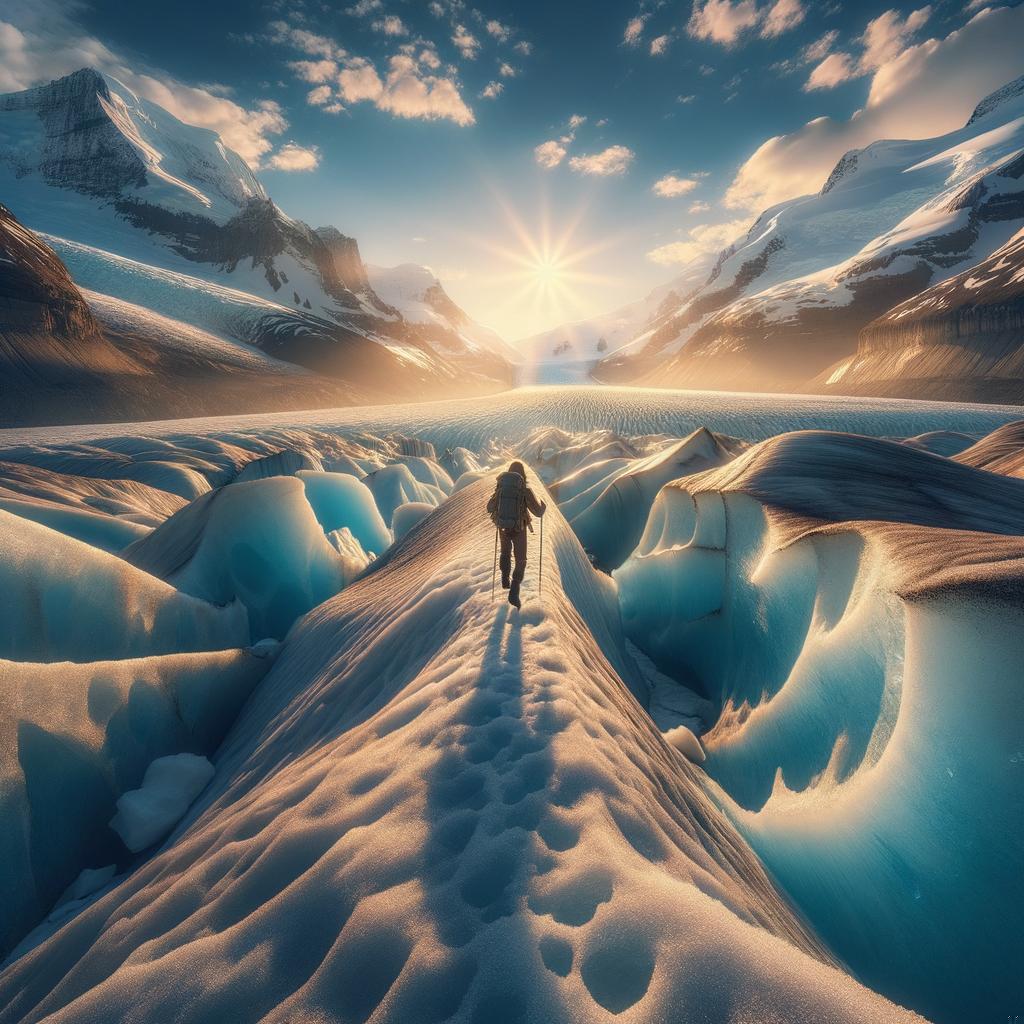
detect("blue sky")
[3,0,1023,338]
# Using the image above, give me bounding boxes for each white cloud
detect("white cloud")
[307,84,333,105]
[568,113,587,130]
[377,54,475,125]
[678,93,697,103]
[513,40,532,56]
[728,4,1024,213]
[534,139,567,168]
[346,0,382,15]
[290,59,337,84]
[650,34,671,55]
[647,218,750,264]
[861,6,931,71]
[652,174,699,197]
[687,0,807,46]
[761,0,805,38]
[266,142,320,171]
[499,62,516,78]
[420,47,441,69]
[338,58,385,103]
[371,16,407,36]
[624,15,647,45]
[689,200,711,213]
[805,51,856,90]
[802,30,838,63]
[687,0,760,45]
[569,144,635,176]
[480,81,503,99]
[268,21,343,60]
[486,20,510,42]
[452,24,479,59]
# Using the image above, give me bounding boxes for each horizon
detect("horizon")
[3,0,1023,341]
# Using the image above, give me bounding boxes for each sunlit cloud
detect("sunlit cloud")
[486,20,511,42]
[480,81,503,99]
[624,15,647,46]
[452,24,479,59]
[569,145,635,177]
[371,16,407,37]
[266,142,320,171]
[687,0,806,46]
[534,140,567,168]
[652,174,699,197]
[650,34,671,56]
[647,218,750,264]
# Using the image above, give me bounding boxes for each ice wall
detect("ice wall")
[614,430,1024,1022]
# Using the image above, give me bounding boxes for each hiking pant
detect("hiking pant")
[499,528,528,583]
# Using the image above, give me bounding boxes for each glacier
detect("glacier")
[0,386,1021,1022]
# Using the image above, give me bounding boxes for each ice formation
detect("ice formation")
[1,392,1022,1022]
[0,475,918,1023]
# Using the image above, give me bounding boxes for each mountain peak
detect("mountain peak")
[967,74,1024,126]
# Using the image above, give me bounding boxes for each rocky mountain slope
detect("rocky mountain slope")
[0,204,453,426]
[817,225,1024,401]
[596,75,1024,399]
[0,69,513,414]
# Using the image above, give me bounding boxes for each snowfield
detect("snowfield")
[0,389,1021,1022]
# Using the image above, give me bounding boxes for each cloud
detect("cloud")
[346,0,382,15]
[761,0,805,37]
[513,40,532,56]
[803,30,838,63]
[486,20,510,42]
[452,24,479,59]
[624,16,647,45]
[804,51,856,90]
[480,81,503,99]
[647,218,750,264]
[338,58,385,103]
[652,174,699,197]
[499,62,516,78]
[266,142,320,171]
[689,200,711,213]
[290,59,337,83]
[306,84,333,105]
[803,6,932,91]
[687,0,807,45]
[569,144,635,176]
[268,21,343,60]
[727,4,1024,212]
[678,93,697,103]
[371,16,407,36]
[650,34,671,55]
[687,0,760,45]
[861,6,931,70]
[377,54,475,124]
[568,113,587,129]
[534,139,567,168]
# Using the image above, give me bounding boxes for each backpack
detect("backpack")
[491,471,528,531]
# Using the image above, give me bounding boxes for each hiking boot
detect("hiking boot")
[508,579,521,609]
[501,572,510,590]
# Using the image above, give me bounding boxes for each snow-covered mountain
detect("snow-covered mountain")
[366,262,521,369]
[598,75,1024,398]
[515,253,716,366]
[819,224,1024,401]
[0,68,513,410]
[0,203,409,425]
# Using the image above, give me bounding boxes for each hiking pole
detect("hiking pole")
[538,514,544,599]
[491,528,498,602]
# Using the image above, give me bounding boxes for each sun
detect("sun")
[459,193,622,332]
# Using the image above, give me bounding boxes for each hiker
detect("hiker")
[487,460,546,609]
